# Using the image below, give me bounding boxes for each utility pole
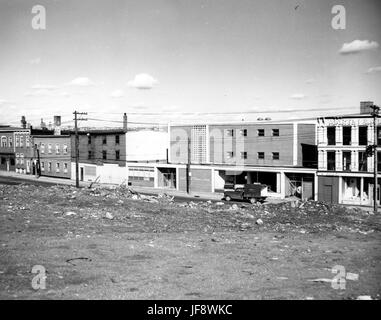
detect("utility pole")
[73,111,88,188]
[370,105,380,213]
[186,136,191,193]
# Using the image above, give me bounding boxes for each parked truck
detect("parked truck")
[223,183,268,203]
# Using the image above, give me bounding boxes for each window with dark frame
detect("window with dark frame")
[272,152,279,160]
[258,152,265,159]
[115,135,120,144]
[358,151,367,172]
[241,151,247,159]
[116,150,120,160]
[359,126,368,146]
[343,126,352,145]
[88,135,91,144]
[257,129,265,137]
[342,151,351,171]
[327,126,336,145]
[327,151,336,171]
[272,129,279,136]
[102,136,107,145]
[102,150,107,160]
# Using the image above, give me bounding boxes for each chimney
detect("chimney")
[21,116,26,129]
[53,115,61,135]
[360,101,374,114]
[40,118,46,130]
[123,113,127,132]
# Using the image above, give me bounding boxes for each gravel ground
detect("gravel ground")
[0,184,380,300]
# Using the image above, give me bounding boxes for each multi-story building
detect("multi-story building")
[0,116,53,174]
[33,135,71,179]
[317,101,379,205]
[147,120,318,199]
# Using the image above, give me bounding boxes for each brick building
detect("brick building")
[33,135,71,179]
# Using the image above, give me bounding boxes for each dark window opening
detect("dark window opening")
[257,129,265,137]
[240,129,247,136]
[377,127,381,146]
[258,152,265,159]
[378,151,381,172]
[88,151,92,159]
[88,136,91,144]
[343,126,351,145]
[241,152,247,159]
[116,150,120,160]
[102,136,107,145]
[359,126,368,146]
[358,152,367,172]
[272,129,279,136]
[272,152,279,160]
[342,151,351,171]
[327,151,336,171]
[226,129,234,137]
[115,135,120,144]
[327,127,336,145]
[102,151,107,160]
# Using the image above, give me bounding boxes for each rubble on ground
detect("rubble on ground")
[0,184,380,235]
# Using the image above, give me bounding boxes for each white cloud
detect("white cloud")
[339,40,379,54]
[366,66,381,74]
[110,89,124,98]
[31,84,59,90]
[290,93,306,100]
[68,77,95,86]
[29,57,41,65]
[127,73,158,89]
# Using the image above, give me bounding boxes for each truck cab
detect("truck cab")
[223,183,268,204]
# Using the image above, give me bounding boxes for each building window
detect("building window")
[55,144,60,154]
[88,135,91,144]
[272,129,279,136]
[377,127,381,146]
[115,135,120,144]
[48,162,52,172]
[257,129,265,137]
[40,143,45,154]
[8,137,13,147]
[359,126,368,146]
[15,135,19,147]
[327,151,336,171]
[343,126,351,145]
[19,136,23,147]
[272,152,279,160]
[115,150,120,160]
[1,157,5,164]
[1,136,6,147]
[10,158,15,166]
[102,150,107,160]
[239,129,247,137]
[64,163,68,173]
[378,152,381,172]
[15,153,19,165]
[226,151,234,159]
[257,152,265,159]
[342,151,351,171]
[102,136,107,145]
[358,152,367,172]
[63,144,68,154]
[241,151,247,159]
[327,126,336,145]
[48,143,52,154]
[226,129,234,137]
[56,162,60,172]
[88,151,92,159]
[26,136,30,147]
[41,162,45,171]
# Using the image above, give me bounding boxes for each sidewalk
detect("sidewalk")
[0,170,224,201]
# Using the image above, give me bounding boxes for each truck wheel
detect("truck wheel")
[249,198,257,204]
[225,196,231,201]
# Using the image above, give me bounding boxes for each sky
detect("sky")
[0,0,380,127]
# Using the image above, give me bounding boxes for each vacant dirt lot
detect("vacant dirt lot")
[0,184,380,300]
